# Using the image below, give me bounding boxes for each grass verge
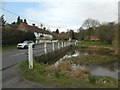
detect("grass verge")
[2,45,16,50]
[20,60,118,88]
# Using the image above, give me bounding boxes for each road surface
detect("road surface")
[2,43,59,88]
[2,44,58,69]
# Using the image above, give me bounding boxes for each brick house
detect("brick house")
[58,32,69,40]
[17,22,53,42]
[89,36,99,41]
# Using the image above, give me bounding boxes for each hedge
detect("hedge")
[2,27,36,46]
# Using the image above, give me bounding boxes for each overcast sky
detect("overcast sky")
[1,0,119,32]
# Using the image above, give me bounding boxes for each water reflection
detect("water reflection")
[54,49,119,79]
[54,50,89,66]
[90,65,118,79]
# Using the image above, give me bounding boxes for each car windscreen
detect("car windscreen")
[29,41,34,43]
[23,41,28,43]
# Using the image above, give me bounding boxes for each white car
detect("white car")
[17,41,35,49]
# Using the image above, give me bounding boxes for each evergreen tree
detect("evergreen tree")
[0,15,6,26]
[12,22,16,25]
[43,27,46,30]
[20,19,23,23]
[55,29,59,34]
[69,30,75,39]
[17,16,21,25]
[11,22,17,27]
[24,19,27,24]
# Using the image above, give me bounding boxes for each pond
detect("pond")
[53,49,119,79]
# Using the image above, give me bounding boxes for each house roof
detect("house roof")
[17,22,51,35]
[58,32,69,39]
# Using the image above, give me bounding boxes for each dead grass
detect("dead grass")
[20,60,118,88]
[45,60,88,80]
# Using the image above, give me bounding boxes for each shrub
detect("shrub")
[88,74,97,84]
[54,71,63,78]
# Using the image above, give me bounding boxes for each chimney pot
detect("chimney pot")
[32,24,35,26]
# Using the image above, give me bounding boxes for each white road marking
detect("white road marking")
[10,53,25,57]
[3,50,27,56]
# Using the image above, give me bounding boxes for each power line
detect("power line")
[0,7,43,25]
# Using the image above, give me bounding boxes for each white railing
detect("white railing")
[38,40,58,43]
[28,41,77,69]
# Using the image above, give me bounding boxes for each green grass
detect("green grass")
[2,45,16,50]
[0,47,2,50]
[74,41,112,47]
[20,60,118,88]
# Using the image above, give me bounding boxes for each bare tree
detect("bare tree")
[40,23,43,29]
[82,18,100,40]
[82,18,100,29]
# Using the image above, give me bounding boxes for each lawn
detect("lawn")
[74,41,112,47]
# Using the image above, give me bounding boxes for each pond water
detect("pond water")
[54,49,119,79]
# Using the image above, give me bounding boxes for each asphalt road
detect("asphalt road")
[2,44,58,69]
[2,43,59,88]
[2,43,72,88]
[2,64,53,88]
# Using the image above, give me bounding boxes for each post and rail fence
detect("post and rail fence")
[27,41,77,69]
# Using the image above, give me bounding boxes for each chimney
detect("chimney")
[32,24,35,26]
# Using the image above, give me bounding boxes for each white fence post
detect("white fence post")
[67,42,69,46]
[68,42,70,46]
[62,42,64,47]
[64,42,66,47]
[75,41,76,45]
[61,42,62,47]
[44,43,47,54]
[28,44,33,69]
[52,42,55,51]
[58,42,60,49]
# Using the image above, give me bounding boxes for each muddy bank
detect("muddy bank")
[34,46,74,64]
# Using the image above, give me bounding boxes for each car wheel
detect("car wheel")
[24,45,28,49]
[33,45,35,48]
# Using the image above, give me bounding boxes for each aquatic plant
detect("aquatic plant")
[88,74,97,84]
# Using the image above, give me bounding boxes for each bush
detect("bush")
[98,23,116,44]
